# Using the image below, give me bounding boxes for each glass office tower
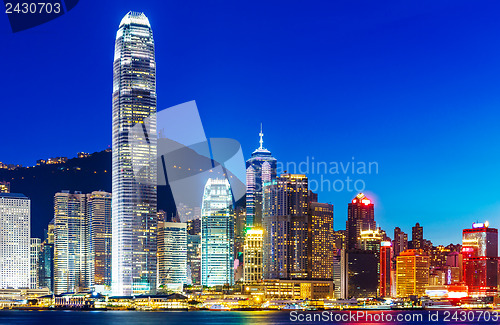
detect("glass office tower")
[245,127,277,227]
[112,11,158,295]
[201,178,234,287]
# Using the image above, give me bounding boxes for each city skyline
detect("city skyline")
[4,2,500,318]
[4,1,500,245]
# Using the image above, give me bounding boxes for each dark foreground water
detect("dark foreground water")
[1,310,499,325]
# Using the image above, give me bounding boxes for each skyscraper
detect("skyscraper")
[53,191,92,294]
[157,221,187,291]
[87,191,112,288]
[245,126,277,227]
[346,249,378,298]
[346,193,375,250]
[308,202,334,280]
[359,229,383,253]
[30,238,41,289]
[379,241,392,297]
[112,11,158,295]
[412,223,424,250]
[393,227,408,257]
[0,193,30,289]
[201,178,234,287]
[333,230,346,250]
[243,228,264,283]
[262,174,309,279]
[187,234,201,285]
[333,248,347,299]
[39,220,54,292]
[462,222,498,296]
[396,249,429,297]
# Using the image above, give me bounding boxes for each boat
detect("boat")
[208,304,230,311]
[282,303,303,310]
[423,300,459,309]
[363,304,392,310]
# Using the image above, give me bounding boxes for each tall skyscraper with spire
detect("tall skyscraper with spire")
[112,11,158,295]
[245,125,277,227]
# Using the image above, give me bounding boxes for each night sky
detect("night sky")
[2,0,500,245]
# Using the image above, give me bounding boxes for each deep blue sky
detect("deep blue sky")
[2,0,500,245]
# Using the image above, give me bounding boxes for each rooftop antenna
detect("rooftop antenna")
[259,123,264,149]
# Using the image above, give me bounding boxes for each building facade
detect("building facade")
[307,202,334,280]
[201,178,234,287]
[157,222,187,290]
[87,191,112,288]
[112,11,158,295]
[393,227,408,257]
[333,248,347,299]
[462,222,498,296]
[39,219,54,292]
[53,191,92,294]
[30,238,41,289]
[379,241,392,297]
[262,174,309,279]
[0,193,30,289]
[243,228,263,283]
[396,249,429,297]
[412,223,424,250]
[346,193,375,250]
[346,249,378,298]
[187,234,201,285]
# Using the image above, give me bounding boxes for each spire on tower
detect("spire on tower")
[259,123,264,149]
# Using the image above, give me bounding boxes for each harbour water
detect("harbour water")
[1,310,499,324]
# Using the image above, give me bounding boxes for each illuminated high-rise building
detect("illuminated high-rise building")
[53,191,92,294]
[39,219,54,292]
[234,206,246,282]
[379,241,392,297]
[243,228,263,283]
[262,174,308,279]
[412,223,424,250]
[462,222,498,296]
[245,126,277,227]
[308,202,334,280]
[201,178,234,287]
[30,238,41,289]
[112,11,158,295]
[87,191,112,288]
[396,249,429,297]
[333,248,347,299]
[393,227,408,257]
[333,230,346,250]
[359,229,383,253]
[187,234,201,285]
[157,222,187,291]
[346,193,375,250]
[0,193,30,289]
